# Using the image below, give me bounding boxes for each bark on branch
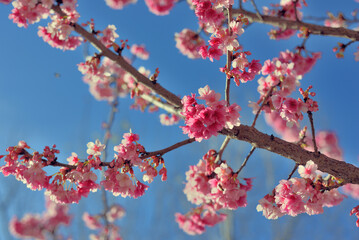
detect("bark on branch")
[220,125,359,184]
[232,8,359,41]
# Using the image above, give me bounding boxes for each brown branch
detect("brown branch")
[52,5,183,108]
[232,8,359,41]
[220,125,359,184]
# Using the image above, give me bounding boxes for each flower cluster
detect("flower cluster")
[99,24,120,48]
[9,0,54,28]
[159,113,181,126]
[257,160,345,219]
[83,204,125,239]
[0,133,165,204]
[145,0,177,15]
[175,28,206,59]
[105,0,137,9]
[9,197,72,240]
[101,132,167,198]
[191,0,226,30]
[198,16,247,62]
[176,150,252,235]
[175,205,226,235]
[250,50,321,127]
[78,55,158,113]
[181,85,241,142]
[350,205,359,227]
[220,46,262,85]
[263,0,306,40]
[9,0,83,50]
[131,44,150,60]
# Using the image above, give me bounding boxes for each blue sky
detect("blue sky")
[1,0,359,239]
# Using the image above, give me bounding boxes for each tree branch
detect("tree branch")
[52,5,183,108]
[220,125,359,184]
[232,8,359,41]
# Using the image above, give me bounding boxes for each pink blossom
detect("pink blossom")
[87,139,105,156]
[343,184,359,200]
[144,0,176,15]
[105,0,137,9]
[131,44,150,60]
[256,195,284,219]
[0,0,12,4]
[9,196,71,239]
[106,204,126,222]
[9,215,45,240]
[175,29,205,59]
[67,152,79,165]
[83,212,102,230]
[350,205,359,227]
[181,86,241,141]
[258,161,345,220]
[159,113,180,126]
[298,160,317,180]
[175,212,206,235]
[99,25,119,48]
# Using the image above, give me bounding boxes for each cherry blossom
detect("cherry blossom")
[131,44,150,60]
[9,197,71,240]
[105,0,137,9]
[177,150,252,234]
[298,160,317,180]
[257,161,345,219]
[175,29,206,59]
[99,25,119,48]
[87,139,106,156]
[159,113,181,126]
[181,85,241,141]
[145,0,177,15]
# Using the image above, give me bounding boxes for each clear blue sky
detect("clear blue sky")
[0,1,359,239]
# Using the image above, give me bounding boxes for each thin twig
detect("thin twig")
[287,163,299,179]
[100,85,119,240]
[251,86,275,127]
[216,136,231,163]
[232,8,359,41]
[236,146,256,174]
[225,5,233,106]
[141,138,196,158]
[307,111,318,154]
[250,0,263,21]
[292,0,300,22]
